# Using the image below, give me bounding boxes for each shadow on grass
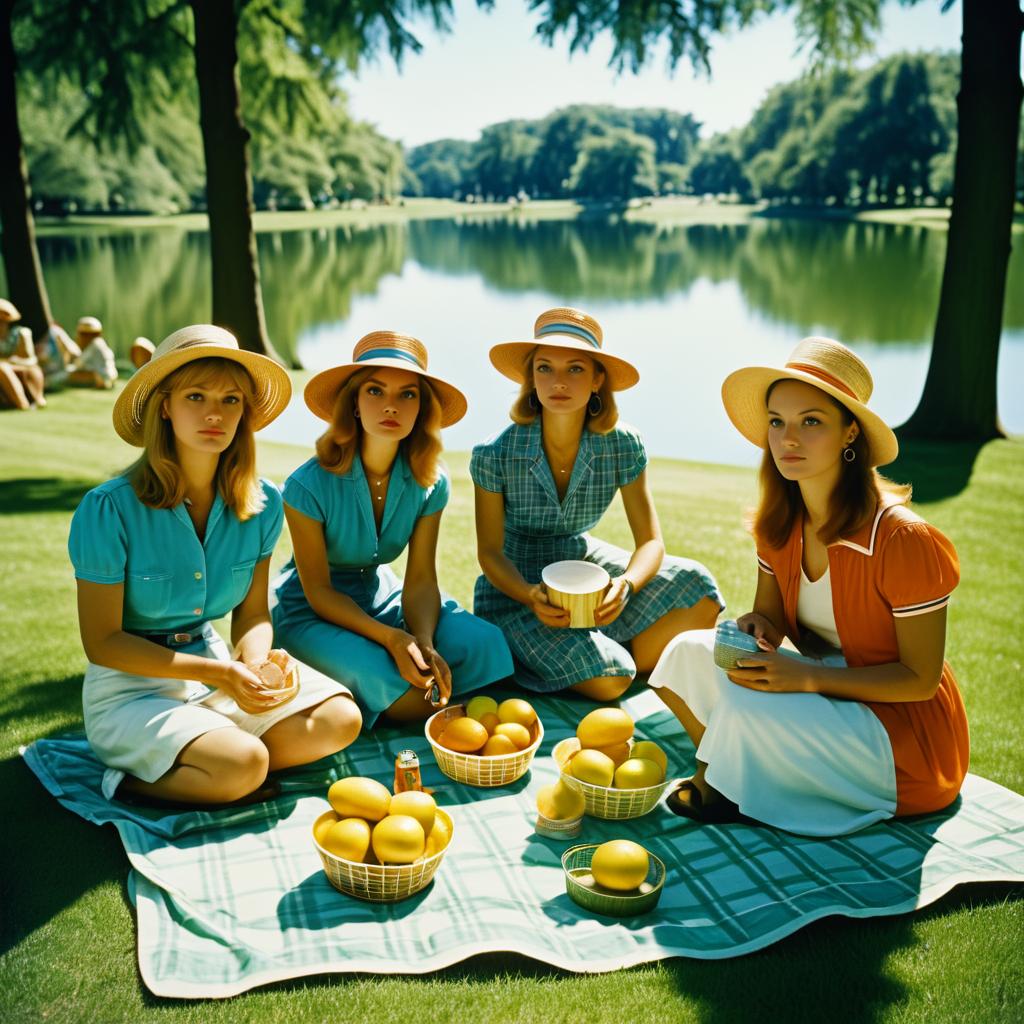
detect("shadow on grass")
[887,438,986,503]
[0,475,96,515]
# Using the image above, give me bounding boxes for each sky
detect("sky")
[341,1,965,149]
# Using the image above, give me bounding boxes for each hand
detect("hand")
[735,612,784,652]
[384,628,438,688]
[249,648,298,691]
[726,649,814,694]
[415,640,453,706]
[527,583,570,629]
[593,576,631,627]
[211,660,284,715]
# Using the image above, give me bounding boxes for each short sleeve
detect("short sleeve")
[257,479,284,560]
[282,468,325,523]
[614,427,648,488]
[880,521,960,618]
[470,442,503,493]
[755,549,775,576]
[68,487,127,584]
[421,465,450,517]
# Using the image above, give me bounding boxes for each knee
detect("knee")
[317,695,362,753]
[575,675,632,702]
[220,735,270,801]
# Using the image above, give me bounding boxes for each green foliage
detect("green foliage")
[569,127,657,200]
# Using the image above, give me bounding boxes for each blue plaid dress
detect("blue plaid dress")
[470,420,723,691]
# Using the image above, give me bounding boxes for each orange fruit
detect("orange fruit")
[497,698,537,728]
[479,711,500,735]
[592,741,631,768]
[481,734,517,757]
[439,716,489,753]
[493,721,532,750]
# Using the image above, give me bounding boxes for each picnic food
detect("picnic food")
[465,695,498,721]
[372,814,426,864]
[570,749,616,787]
[493,722,532,750]
[439,716,489,753]
[576,707,634,748]
[497,698,537,729]
[322,817,372,862]
[613,758,663,789]
[423,813,452,857]
[630,740,668,776]
[389,790,437,837]
[436,698,540,758]
[328,776,392,822]
[593,741,631,768]
[482,734,517,756]
[590,840,650,892]
[536,780,586,822]
[313,811,339,846]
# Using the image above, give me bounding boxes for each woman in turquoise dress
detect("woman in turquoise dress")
[472,308,723,700]
[272,331,514,725]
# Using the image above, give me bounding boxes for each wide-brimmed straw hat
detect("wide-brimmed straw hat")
[77,315,103,334]
[304,330,467,427]
[0,299,21,321]
[721,336,898,467]
[112,324,292,446]
[488,307,639,391]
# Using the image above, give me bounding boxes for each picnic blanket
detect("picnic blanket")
[21,688,1024,999]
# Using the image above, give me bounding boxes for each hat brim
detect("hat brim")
[721,365,898,468]
[489,337,639,391]
[304,358,467,428]
[112,343,292,446]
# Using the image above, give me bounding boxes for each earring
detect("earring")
[843,446,856,463]
[527,390,539,412]
[353,407,360,419]
[587,392,603,416]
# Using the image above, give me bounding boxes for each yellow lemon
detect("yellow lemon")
[554,737,582,767]
[423,814,452,858]
[389,790,437,836]
[630,740,668,777]
[613,757,664,789]
[497,698,537,728]
[439,716,489,753]
[593,741,631,768]
[466,695,499,721]
[481,734,518,757]
[312,811,339,846]
[536,780,586,821]
[591,840,650,892]
[569,748,615,787]
[479,711,501,735]
[328,776,391,822]
[494,721,532,750]
[576,707,634,748]
[321,817,372,862]
[372,814,425,864]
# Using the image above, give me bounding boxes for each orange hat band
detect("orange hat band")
[785,362,859,401]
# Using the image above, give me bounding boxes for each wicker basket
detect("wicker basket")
[425,704,544,787]
[562,843,665,917]
[552,737,673,820]
[313,808,453,902]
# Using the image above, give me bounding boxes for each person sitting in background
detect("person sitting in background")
[69,316,118,390]
[130,337,155,370]
[36,323,82,385]
[0,298,46,409]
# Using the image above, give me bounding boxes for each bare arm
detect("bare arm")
[229,556,274,665]
[735,568,788,649]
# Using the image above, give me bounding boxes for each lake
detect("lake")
[22,214,1024,467]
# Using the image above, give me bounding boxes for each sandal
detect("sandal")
[665,778,744,824]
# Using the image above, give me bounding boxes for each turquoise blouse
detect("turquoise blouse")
[68,476,283,634]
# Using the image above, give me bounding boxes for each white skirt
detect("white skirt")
[648,629,897,835]
[83,627,351,799]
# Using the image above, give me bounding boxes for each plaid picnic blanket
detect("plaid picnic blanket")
[21,688,1024,999]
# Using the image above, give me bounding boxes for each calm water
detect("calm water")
[21,216,1024,466]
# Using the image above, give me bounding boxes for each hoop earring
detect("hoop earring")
[843,446,856,463]
[587,392,603,416]
[527,390,539,412]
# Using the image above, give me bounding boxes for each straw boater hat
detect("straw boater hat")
[304,330,467,427]
[77,316,103,334]
[721,336,899,468]
[130,336,155,361]
[0,299,21,321]
[488,307,639,391]
[112,324,292,446]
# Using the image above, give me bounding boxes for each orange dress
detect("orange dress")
[757,502,970,816]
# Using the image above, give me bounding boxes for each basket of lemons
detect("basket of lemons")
[562,839,665,917]
[425,696,544,787]
[552,708,673,820]
[312,776,453,902]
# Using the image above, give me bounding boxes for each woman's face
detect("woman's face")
[163,373,245,458]
[531,345,604,415]
[766,380,858,484]
[356,367,421,442]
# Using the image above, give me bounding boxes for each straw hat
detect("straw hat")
[129,336,156,365]
[77,315,103,334]
[304,330,467,427]
[0,298,21,321]
[721,336,898,467]
[112,324,292,446]
[489,308,639,391]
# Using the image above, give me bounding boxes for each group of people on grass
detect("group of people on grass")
[63,308,969,835]
[0,298,154,410]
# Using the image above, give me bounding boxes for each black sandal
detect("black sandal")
[665,779,744,824]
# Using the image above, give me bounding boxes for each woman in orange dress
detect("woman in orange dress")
[648,337,969,835]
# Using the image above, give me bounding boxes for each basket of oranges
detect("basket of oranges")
[425,696,543,787]
[553,708,673,820]
[312,776,454,902]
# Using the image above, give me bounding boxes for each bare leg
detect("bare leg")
[0,363,30,409]
[118,728,269,804]
[260,695,361,770]
[571,675,632,701]
[630,597,721,673]
[16,365,45,406]
[383,686,436,723]
[653,687,728,807]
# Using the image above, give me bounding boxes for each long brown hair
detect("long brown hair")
[509,346,618,433]
[752,380,911,550]
[128,358,265,520]
[315,367,444,486]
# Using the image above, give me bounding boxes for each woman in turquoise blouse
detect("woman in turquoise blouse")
[473,308,722,700]
[272,331,513,725]
[70,325,360,805]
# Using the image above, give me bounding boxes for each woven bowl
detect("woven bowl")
[562,843,665,917]
[425,704,544,787]
[553,737,673,819]
[313,808,453,902]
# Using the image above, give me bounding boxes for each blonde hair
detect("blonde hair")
[315,368,444,487]
[128,358,265,520]
[509,347,618,433]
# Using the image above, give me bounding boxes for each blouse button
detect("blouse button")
[193,607,202,615]
[194,572,203,580]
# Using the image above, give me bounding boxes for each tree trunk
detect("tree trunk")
[899,0,1022,440]
[0,0,52,342]
[189,0,283,362]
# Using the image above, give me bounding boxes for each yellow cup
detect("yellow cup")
[541,560,610,628]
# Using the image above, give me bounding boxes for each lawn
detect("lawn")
[1,385,1022,1023]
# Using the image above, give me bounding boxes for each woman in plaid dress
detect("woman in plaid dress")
[472,308,723,700]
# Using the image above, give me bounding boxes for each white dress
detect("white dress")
[648,567,898,836]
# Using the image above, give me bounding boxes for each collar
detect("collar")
[526,419,594,508]
[829,497,902,556]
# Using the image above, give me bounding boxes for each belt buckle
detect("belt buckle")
[172,632,193,644]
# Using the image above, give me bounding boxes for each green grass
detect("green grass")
[1,386,1022,1023]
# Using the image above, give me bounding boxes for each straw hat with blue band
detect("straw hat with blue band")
[112,324,292,446]
[489,307,640,391]
[304,330,468,427]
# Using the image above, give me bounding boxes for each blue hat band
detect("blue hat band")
[355,347,424,369]
[535,323,600,349]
